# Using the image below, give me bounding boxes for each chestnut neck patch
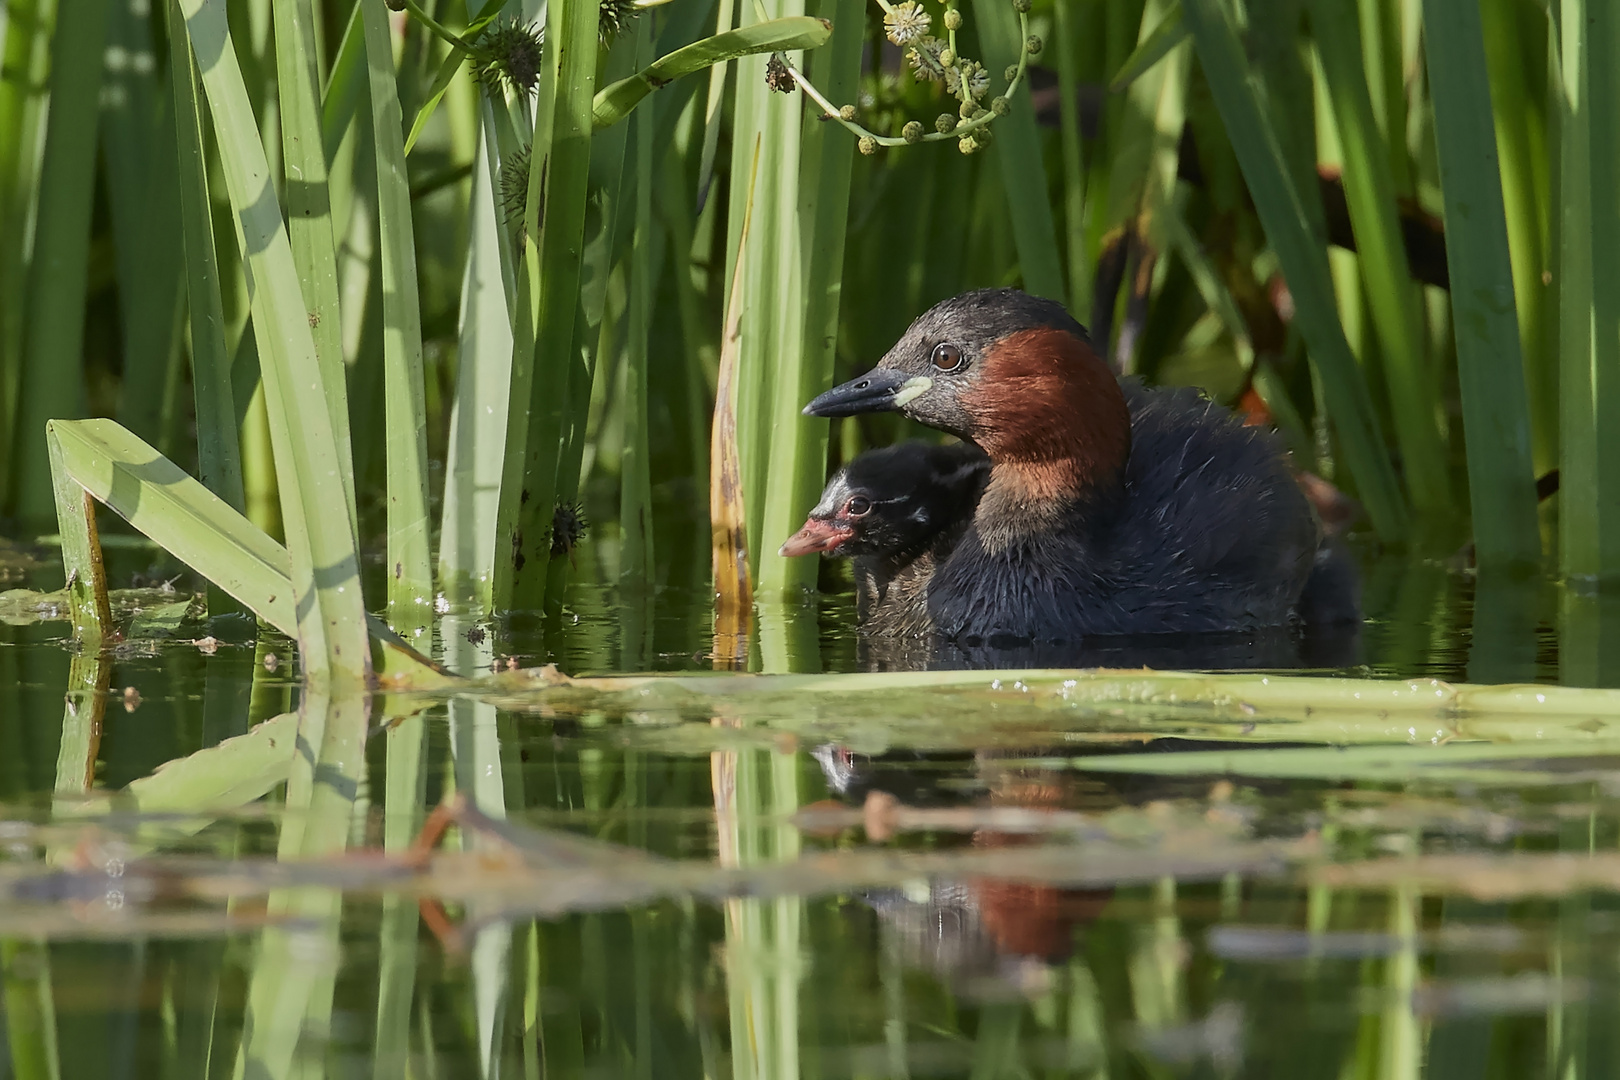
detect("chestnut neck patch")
[963,326,1131,512]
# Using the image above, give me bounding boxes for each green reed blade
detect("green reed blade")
[1103,0,1177,263]
[405,41,467,155]
[45,430,111,648]
[491,0,601,612]
[179,0,369,687]
[695,0,737,211]
[1246,0,1324,241]
[1,939,61,1080]
[754,0,858,600]
[439,131,515,610]
[970,0,1065,302]
[1422,0,1542,566]
[726,0,797,571]
[620,38,657,589]
[1055,0,1088,316]
[1559,0,1620,581]
[167,0,243,520]
[592,16,831,129]
[372,707,426,1077]
[104,0,185,452]
[1181,0,1408,539]
[402,9,497,155]
[1160,192,1254,372]
[47,419,296,635]
[545,29,647,607]
[1108,3,1186,91]
[1554,0,1598,579]
[321,0,365,163]
[360,0,433,625]
[1482,0,1556,473]
[11,0,111,527]
[0,0,55,515]
[233,693,366,1080]
[274,0,356,529]
[1312,0,1451,517]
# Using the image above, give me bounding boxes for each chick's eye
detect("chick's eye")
[846,495,872,516]
[931,342,965,371]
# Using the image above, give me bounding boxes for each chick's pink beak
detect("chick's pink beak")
[779,517,853,557]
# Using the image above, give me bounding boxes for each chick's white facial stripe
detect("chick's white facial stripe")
[892,376,933,407]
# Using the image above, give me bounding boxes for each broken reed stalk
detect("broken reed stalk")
[486,664,1620,722]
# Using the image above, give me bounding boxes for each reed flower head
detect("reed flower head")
[470,18,545,95]
[903,120,924,143]
[839,103,857,121]
[858,136,879,155]
[906,36,946,81]
[943,7,963,30]
[884,1,931,45]
[945,58,989,101]
[935,112,957,133]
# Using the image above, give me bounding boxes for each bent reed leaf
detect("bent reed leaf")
[591,16,833,129]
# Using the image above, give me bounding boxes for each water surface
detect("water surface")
[5,539,1620,1079]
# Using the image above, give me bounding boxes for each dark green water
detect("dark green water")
[6,540,1620,1079]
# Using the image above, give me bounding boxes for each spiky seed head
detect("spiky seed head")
[1004,63,1019,82]
[959,134,978,153]
[765,54,795,92]
[943,7,963,30]
[858,135,879,155]
[499,145,532,226]
[991,95,1009,116]
[549,502,589,558]
[1026,34,1043,54]
[939,47,956,67]
[839,103,857,121]
[959,97,978,119]
[597,0,640,42]
[906,36,946,81]
[935,112,957,133]
[902,120,924,143]
[883,1,931,45]
[470,18,545,96]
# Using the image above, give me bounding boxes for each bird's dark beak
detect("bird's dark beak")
[803,368,932,418]
[779,517,853,557]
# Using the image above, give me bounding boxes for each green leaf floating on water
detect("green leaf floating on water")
[128,597,205,639]
[592,16,833,129]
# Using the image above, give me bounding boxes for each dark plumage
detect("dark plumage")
[780,441,989,636]
[804,288,1326,644]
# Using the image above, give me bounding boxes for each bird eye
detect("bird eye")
[931,342,965,371]
[846,495,872,516]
